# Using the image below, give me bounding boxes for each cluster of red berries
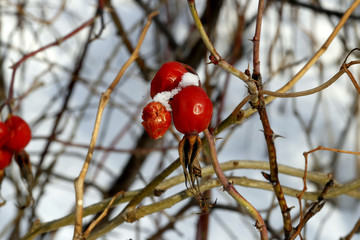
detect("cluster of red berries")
[0,115,31,169]
[142,61,213,139]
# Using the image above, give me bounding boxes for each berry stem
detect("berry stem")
[203,129,268,240]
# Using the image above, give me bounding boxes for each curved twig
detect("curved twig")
[204,129,268,240]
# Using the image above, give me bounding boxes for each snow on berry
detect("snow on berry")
[153,88,179,112]
[178,72,200,88]
[153,72,200,112]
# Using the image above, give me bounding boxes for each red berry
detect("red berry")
[0,148,13,169]
[172,86,212,134]
[142,102,172,140]
[5,115,32,151]
[150,61,197,98]
[0,122,9,148]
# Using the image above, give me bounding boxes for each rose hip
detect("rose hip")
[172,86,213,134]
[5,115,32,151]
[142,102,172,140]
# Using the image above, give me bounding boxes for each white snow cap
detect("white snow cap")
[153,72,200,111]
[178,72,200,88]
[153,88,180,111]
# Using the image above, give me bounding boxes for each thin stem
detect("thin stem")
[203,129,268,240]
[72,11,158,239]
[21,159,360,239]
[82,191,122,238]
[343,65,360,95]
[260,60,360,98]
[261,69,345,98]
[86,159,181,239]
[341,217,360,240]
[213,95,250,136]
[268,0,360,98]
[7,17,96,109]
[187,0,251,83]
[252,0,265,77]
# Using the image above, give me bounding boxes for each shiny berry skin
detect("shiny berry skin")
[142,102,172,140]
[172,86,213,134]
[0,148,13,169]
[150,61,196,98]
[0,122,9,148]
[5,115,32,151]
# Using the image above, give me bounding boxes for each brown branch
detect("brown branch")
[341,217,360,240]
[257,93,293,238]
[204,129,268,240]
[251,0,293,237]
[290,180,334,240]
[7,17,96,106]
[31,13,101,194]
[106,1,151,80]
[290,146,360,239]
[252,0,265,77]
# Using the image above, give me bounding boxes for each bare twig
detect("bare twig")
[268,0,360,98]
[251,0,293,236]
[341,217,360,240]
[82,191,123,238]
[203,129,268,240]
[256,93,293,237]
[304,146,360,157]
[260,60,360,98]
[290,146,360,239]
[6,17,96,109]
[85,158,181,239]
[72,11,158,240]
[21,159,360,239]
[290,180,334,240]
[252,0,265,78]
[186,0,251,84]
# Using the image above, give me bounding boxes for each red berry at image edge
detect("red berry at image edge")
[5,115,32,151]
[0,148,13,169]
[172,86,213,134]
[142,102,172,140]
[0,122,9,148]
[150,61,197,98]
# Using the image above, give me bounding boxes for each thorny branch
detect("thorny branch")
[250,0,293,237]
